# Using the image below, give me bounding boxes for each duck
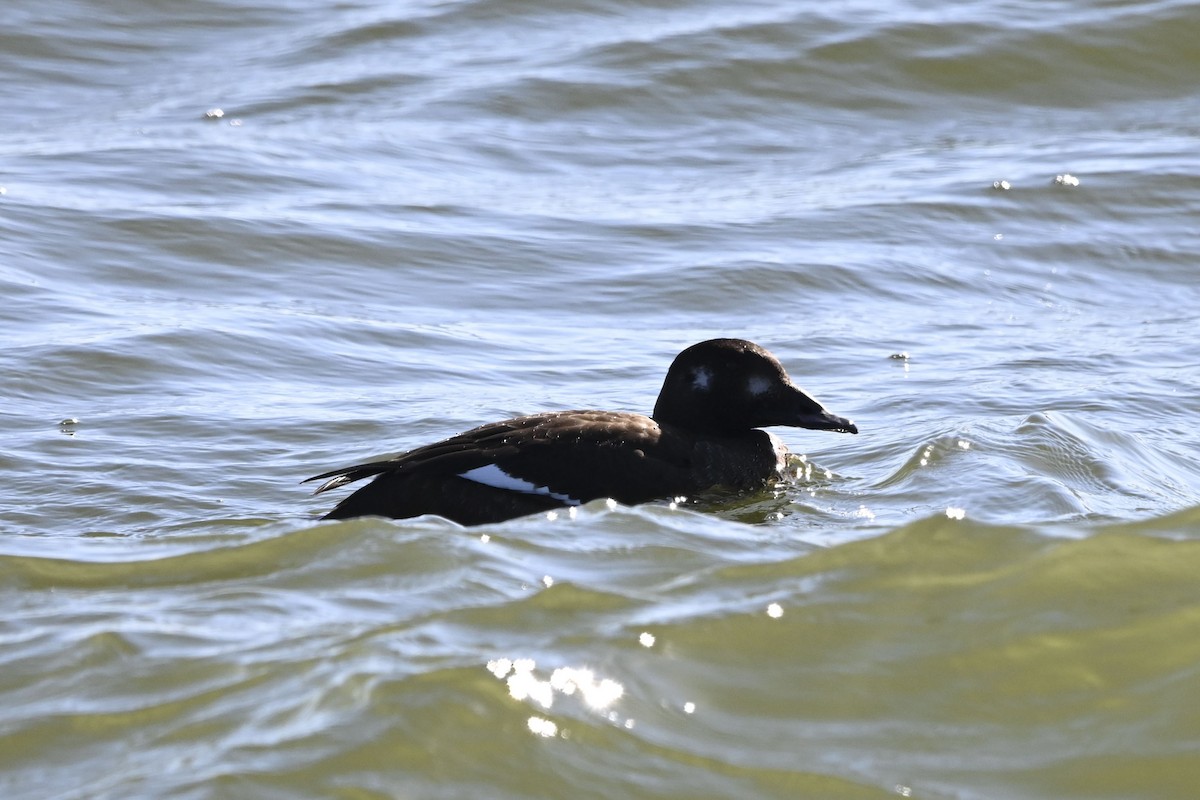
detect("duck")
[305,338,857,525]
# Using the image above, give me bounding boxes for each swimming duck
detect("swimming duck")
[306,338,857,525]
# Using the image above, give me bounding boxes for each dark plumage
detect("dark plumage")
[305,338,857,525]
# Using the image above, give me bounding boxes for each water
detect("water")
[3,0,1200,797]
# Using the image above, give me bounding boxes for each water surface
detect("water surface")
[3,0,1200,797]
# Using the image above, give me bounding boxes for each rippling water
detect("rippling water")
[4,0,1200,797]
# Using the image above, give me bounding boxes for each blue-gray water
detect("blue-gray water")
[4,1,1200,797]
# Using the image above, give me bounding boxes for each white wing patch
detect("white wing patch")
[459,464,581,505]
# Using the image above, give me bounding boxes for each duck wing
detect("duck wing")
[305,410,695,509]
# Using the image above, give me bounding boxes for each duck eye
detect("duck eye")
[746,375,772,396]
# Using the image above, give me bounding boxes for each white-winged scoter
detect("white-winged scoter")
[305,338,857,525]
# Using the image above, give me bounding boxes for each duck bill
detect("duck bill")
[793,407,858,434]
[772,386,858,434]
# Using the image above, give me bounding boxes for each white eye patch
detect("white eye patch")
[746,375,773,396]
[690,366,713,390]
[459,464,581,504]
